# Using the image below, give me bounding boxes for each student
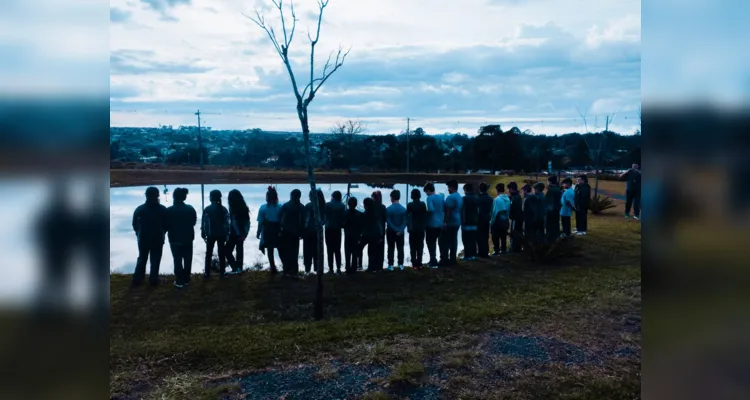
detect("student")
[460,183,479,261]
[423,183,445,268]
[343,196,363,273]
[257,186,281,274]
[508,182,524,253]
[574,176,591,235]
[324,190,346,274]
[545,176,563,242]
[476,182,494,258]
[165,187,196,288]
[225,189,250,274]
[279,189,306,276]
[201,190,230,280]
[359,197,383,272]
[385,189,407,271]
[560,178,577,237]
[524,182,547,246]
[406,188,427,269]
[620,163,642,220]
[132,186,168,287]
[441,179,463,265]
[304,189,326,274]
[490,183,511,255]
[371,191,387,271]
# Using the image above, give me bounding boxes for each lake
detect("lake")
[110,182,467,274]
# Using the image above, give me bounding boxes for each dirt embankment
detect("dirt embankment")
[110,166,487,188]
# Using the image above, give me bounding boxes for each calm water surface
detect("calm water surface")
[110,182,466,274]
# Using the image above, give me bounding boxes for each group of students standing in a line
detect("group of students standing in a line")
[130,170,628,288]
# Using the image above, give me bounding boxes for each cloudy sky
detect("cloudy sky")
[110,0,640,135]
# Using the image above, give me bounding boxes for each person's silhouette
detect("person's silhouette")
[131,186,167,287]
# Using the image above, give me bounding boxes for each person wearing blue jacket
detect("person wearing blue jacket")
[385,190,407,271]
[423,182,445,268]
[440,180,463,265]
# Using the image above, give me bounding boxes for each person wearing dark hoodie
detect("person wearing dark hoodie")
[202,189,230,280]
[279,189,306,276]
[359,197,384,272]
[460,183,479,261]
[371,190,387,271]
[545,176,563,242]
[574,175,591,235]
[441,179,463,265]
[304,189,326,274]
[508,182,525,253]
[132,186,168,287]
[406,188,427,269]
[324,190,346,274]
[524,182,547,246]
[225,189,251,274]
[385,189,407,271]
[257,186,281,274]
[476,182,494,258]
[343,196,363,273]
[165,187,196,288]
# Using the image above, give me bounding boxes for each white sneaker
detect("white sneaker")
[624,214,630,219]
[398,265,404,271]
[576,231,586,236]
[387,265,394,271]
[633,216,640,221]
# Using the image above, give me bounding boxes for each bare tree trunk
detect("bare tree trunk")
[299,112,324,320]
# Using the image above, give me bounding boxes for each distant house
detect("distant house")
[262,156,279,164]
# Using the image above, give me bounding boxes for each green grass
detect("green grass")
[110,179,640,399]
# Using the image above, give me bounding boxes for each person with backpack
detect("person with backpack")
[201,190,230,280]
[545,176,563,242]
[574,175,591,235]
[132,186,168,287]
[508,182,525,253]
[279,189,306,276]
[257,186,282,274]
[490,183,511,255]
[406,188,427,269]
[343,196,363,273]
[324,190,346,274]
[225,189,251,274]
[460,183,479,261]
[476,182,494,258]
[165,187,196,288]
[303,189,326,274]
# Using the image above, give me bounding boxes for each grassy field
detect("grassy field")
[110,177,640,399]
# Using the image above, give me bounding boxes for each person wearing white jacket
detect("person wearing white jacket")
[490,183,511,255]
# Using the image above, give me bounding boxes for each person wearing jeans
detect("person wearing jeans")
[441,180,463,265]
[423,182,445,268]
[560,178,576,237]
[225,189,250,274]
[343,197,363,273]
[385,190,407,270]
[574,175,591,234]
[324,191,346,274]
[165,187,196,287]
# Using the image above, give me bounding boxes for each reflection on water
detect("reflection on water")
[110,182,466,274]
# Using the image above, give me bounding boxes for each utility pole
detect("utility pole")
[593,115,609,198]
[195,109,204,170]
[406,117,410,173]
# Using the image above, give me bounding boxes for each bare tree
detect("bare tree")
[247,0,351,320]
[331,119,366,170]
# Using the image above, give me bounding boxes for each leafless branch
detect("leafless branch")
[575,106,588,134]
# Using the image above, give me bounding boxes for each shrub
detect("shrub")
[515,233,583,264]
[589,195,616,215]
